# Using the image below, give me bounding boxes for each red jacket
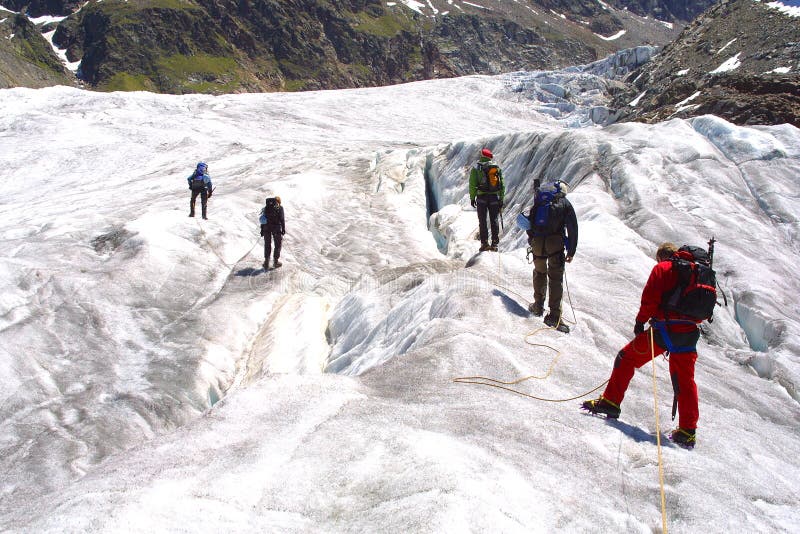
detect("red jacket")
[636,252,701,332]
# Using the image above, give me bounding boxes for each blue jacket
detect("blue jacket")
[188,171,213,192]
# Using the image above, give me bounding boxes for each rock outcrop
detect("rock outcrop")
[0,13,72,89]
[610,0,800,127]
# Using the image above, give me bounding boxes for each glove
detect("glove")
[470,198,476,208]
[498,200,504,209]
[634,321,645,336]
[281,229,286,235]
[208,191,212,198]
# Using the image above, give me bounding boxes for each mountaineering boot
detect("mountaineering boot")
[490,240,499,252]
[189,211,195,217]
[581,397,621,419]
[528,302,544,317]
[273,260,282,269]
[669,428,696,449]
[544,313,570,333]
[479,242,491,252]
[262,260,269,270]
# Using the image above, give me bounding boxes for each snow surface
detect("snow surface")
[711,52,742,74]
[1,64,799,533]
[716,38,737,56]
[629,91,647,106]
[767,1,800,16]
[398,0,426,14]
[41,29,81,72]
[27,14,66,24]
[596,30,627,41]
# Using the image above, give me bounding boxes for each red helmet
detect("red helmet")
[481,148,493,159]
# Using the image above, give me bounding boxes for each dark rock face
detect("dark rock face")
[2,0,700,93]
[3,0,81,17]
[611,0,800,127]
[44,0,618,93]
[614,0,714,22]
[692,75,800,127]
[0,13,71,88]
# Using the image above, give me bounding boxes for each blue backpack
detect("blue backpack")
[528,182,565,236]
[190,170,207,191]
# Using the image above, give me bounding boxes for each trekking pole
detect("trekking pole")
[500,210,504,232]
[707,236,728,307]
[707,236,715,269]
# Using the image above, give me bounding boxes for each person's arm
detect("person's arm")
[205,175,213,195]
[280,206,286,234]
[469,167,478,203]
[499,169,506,203]
[564,199,578,260]
[636,262,673,324]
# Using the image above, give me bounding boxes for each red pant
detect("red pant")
[602,329,699,429]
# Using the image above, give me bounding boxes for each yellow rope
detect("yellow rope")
[454,265,606,402]
[461,247,671,531]
[650,327,669,534]
[453,376,609,402]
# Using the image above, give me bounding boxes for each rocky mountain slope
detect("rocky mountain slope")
[0,0,713,93]
[609,0,800,127]
[0,11,72,87]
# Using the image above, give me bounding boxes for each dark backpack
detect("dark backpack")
[663,245,718,321]
[190,171,206,191]
[476,162,502,193]
[527,182,566,237]
[264,197,280,224]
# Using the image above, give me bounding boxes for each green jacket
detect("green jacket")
[469,156,505,201]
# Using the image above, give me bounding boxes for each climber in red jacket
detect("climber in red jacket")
[582,242,706,449]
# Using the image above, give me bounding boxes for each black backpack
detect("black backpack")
[190,170,206,191]
[663,245,718,321]
[527,182,566,237]
[476,162,502,193]
[264,197,280,223]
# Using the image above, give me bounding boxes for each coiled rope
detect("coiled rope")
[455,250,669,531]
[453,259,609,401]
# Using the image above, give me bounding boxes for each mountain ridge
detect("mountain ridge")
[609,0,800,127]
[1,0,709,92]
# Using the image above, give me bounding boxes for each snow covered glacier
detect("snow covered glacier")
[0,60,799,532]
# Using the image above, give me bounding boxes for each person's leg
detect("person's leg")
[531,237,547,311]
[272,227,283,264]
[670,351,699,430]
[488,197,501,246]
[200,189,208,219]
[602,330,667,406]
[190,189,199,216]
[546,236,566,317]
[476,197,489,247]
